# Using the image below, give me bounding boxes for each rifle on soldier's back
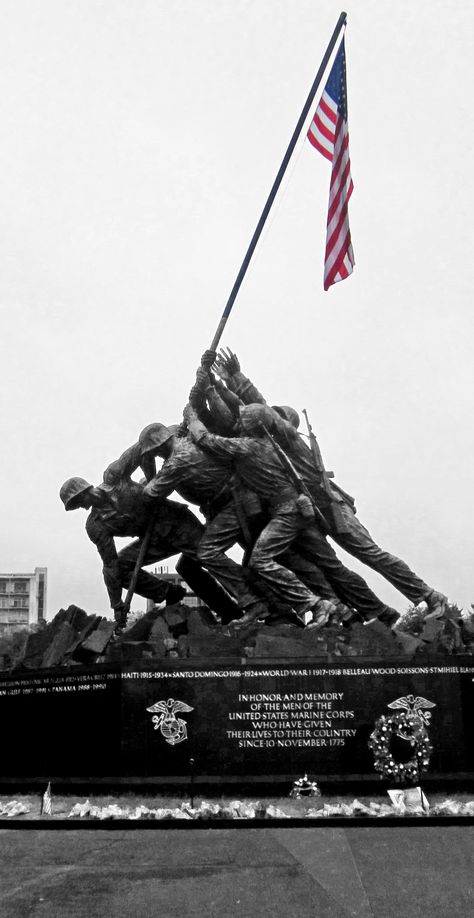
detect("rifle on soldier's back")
[302,409,335,497]
[302,409,352,535]
[261,425,330,534]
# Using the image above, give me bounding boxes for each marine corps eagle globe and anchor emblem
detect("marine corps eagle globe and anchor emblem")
[386,693,436,729]
[146,698,194,746]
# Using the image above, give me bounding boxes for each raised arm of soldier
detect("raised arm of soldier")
[214,349,266,405]
[185,404,255,462]
[188,351,237,435]
[214,350,300,441]
[141,420,235,511]
[139,424,180,501]
[103,441,155,486]
[188,367,213,426]
[210,375,242,419]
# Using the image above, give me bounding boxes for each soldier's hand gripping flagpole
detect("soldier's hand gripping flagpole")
[208,10,348,352]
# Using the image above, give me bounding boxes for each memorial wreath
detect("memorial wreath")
[289,774,321,798]
[369,711,433,784]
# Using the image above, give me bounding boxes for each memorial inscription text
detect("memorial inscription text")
[227,691,356,749]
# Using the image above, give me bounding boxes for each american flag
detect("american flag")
[41,781,52,816]
[307,37,354,290]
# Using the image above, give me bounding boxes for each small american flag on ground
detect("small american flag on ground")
[41,782,52,816]
[307,36,354,290]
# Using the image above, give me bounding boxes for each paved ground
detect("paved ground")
[0,825,473,917]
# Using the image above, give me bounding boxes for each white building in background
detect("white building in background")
[0,567,47,632]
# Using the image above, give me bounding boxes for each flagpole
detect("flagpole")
[123,15,347,626]
[209,10,347,351]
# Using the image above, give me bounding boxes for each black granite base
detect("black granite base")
[0,657,473,784]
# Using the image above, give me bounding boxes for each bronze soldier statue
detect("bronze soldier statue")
[139,422,271,623]
[59,435,239,627]
[182,356,350,620]
[214,349,448,619]
[184,403,399,629]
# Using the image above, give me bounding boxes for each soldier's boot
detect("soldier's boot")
[376,606,401,629]
[360,606,400,630]
[301,599,341,630]
[425,589,449,618]
[302,600,354,628]
[327,601,354,624]
[265,609,305,628]
[340,605,364,627]
[228,600,269,632]
[258,598,304,628]
[291,592,320,627]
[113,607,128,634]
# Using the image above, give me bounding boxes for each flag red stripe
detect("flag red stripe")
[328,121,348,184]
[307,130,333,160]
[325,230,353,288]
[325,207,349,266]
[327,155,352,224]
[318,96,337,124]
[328,147,350,204]
[313,115,335,145]
[325,229,350,280]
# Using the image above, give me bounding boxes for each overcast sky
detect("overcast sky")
[1,0,472,618]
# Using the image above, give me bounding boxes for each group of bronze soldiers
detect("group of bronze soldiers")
[60,349,448,632]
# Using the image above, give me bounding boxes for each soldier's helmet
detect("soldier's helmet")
[239,403,274,433]
[271,405,300,429]
[59,477,93,511]
[139,423,174,455]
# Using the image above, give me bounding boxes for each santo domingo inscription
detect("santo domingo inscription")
[227,692,356,749]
